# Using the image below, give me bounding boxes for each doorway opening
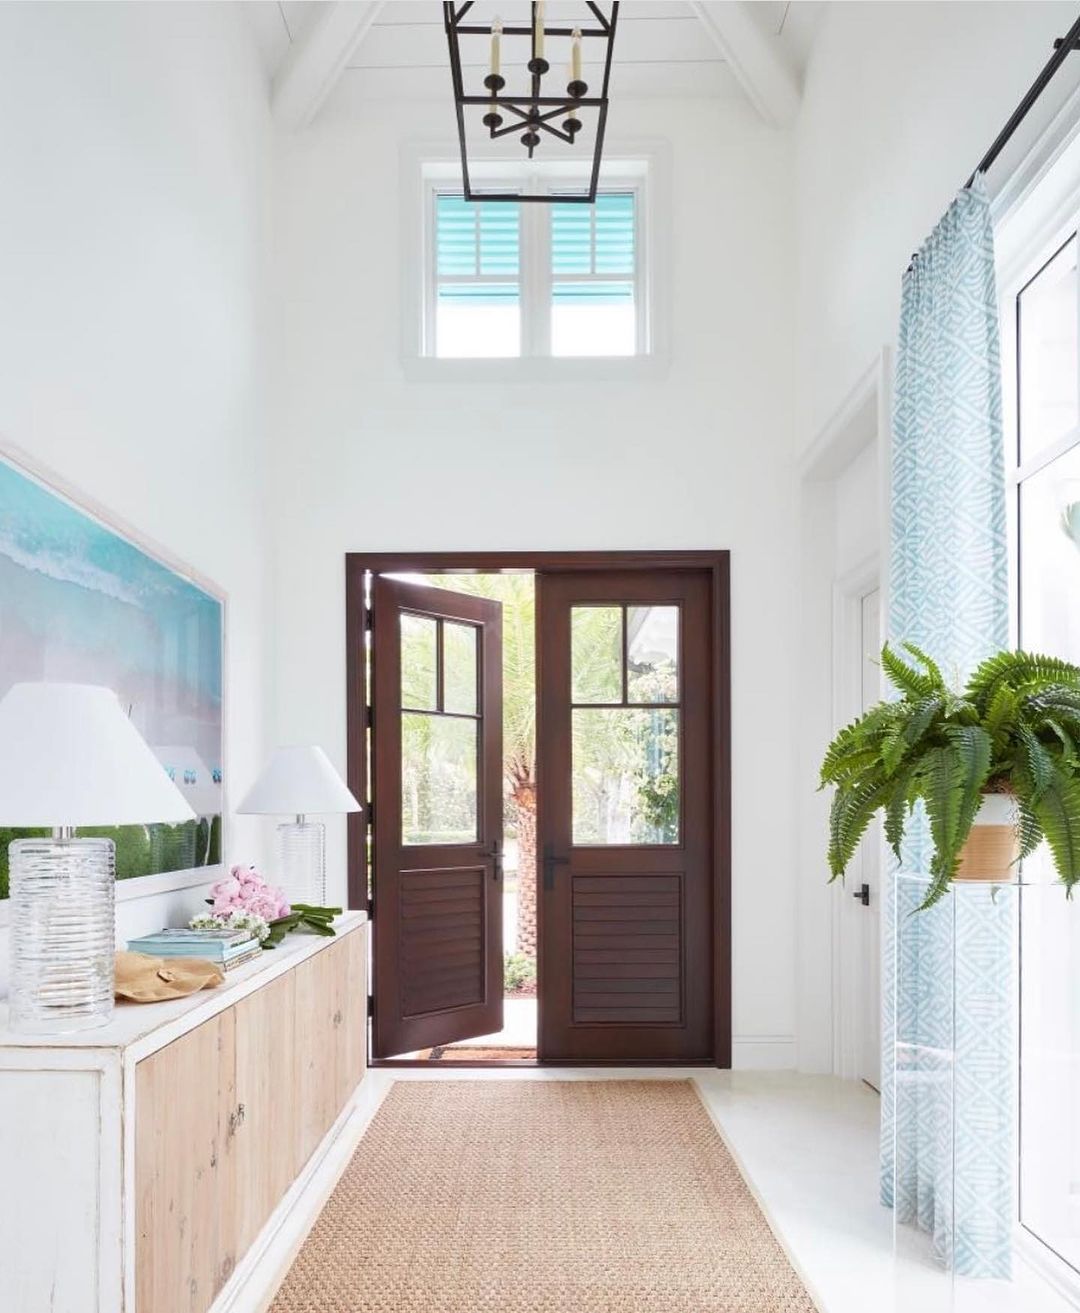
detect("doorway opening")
[346,552,731,1068]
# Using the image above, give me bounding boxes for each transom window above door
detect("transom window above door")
[422,173,649,360]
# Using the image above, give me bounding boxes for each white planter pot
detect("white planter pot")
[954,793,1020,882]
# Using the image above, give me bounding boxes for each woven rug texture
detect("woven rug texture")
[270,1079,817,1312]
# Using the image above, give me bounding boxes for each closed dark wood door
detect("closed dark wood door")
[537,570,714,1061]
[371,577,503,1057]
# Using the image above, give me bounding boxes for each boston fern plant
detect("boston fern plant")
[820,644,1080,907]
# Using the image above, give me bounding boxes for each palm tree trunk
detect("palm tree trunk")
[511,779,537,958]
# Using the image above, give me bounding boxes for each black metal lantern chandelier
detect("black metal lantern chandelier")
[443,3,619,203]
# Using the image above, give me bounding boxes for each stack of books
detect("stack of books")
[126,927,262,973]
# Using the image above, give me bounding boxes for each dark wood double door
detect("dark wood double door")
[364,562,725,1065]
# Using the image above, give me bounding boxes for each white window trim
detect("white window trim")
[399,137,670,382]
[995,90,1080,1304]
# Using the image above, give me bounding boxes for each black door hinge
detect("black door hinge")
[365,607,374,632]
[367,995,374,1018]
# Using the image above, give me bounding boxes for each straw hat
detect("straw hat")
[114,950,224,1002]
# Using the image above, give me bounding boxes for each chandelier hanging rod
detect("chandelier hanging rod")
[450,0,612,32]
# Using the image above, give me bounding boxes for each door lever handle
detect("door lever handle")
[543,844,569,892]
[853,883,870,907]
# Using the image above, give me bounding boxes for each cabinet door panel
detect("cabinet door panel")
[234,972,298,1255]
[135,1008,236,1313]
[337,929,367,1109]
[294,946,340,1166]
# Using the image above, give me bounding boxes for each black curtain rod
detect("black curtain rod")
[964,11,1080,188]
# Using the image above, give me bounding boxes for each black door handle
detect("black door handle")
[489,841,503,882]
[853,883,870,907]
[543,844,569,891]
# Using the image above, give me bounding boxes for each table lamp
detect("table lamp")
[0,683,195,1034]
[236,746,361,905]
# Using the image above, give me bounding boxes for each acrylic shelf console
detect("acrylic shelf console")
[890,870,1020,1285]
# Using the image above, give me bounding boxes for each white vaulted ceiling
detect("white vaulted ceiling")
[245,1,825,119]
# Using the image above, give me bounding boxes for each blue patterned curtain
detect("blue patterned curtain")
[881,175,1013,1277]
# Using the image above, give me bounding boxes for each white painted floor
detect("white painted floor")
[336,1067,1079,1313]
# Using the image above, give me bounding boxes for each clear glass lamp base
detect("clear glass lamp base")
[9,836,116,1035]
[277,820,325,906]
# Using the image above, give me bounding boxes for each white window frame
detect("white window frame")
[400,141,670,380]
[425,174,646,361]
[995,88,1080,1303]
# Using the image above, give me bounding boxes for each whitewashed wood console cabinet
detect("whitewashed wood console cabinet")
[0,911,367,1313]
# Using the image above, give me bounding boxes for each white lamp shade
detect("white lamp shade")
[237,745,361,816]
[0,682,196,827]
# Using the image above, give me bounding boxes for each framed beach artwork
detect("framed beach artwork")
[0,449,224,901]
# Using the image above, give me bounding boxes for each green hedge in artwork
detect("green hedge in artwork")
[0,817,223,900]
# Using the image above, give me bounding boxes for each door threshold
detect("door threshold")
[372,1058,539,1069]
[371,1057,719,1069]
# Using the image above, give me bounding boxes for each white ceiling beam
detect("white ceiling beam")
[273,1,385,132]
[689,1,800,128]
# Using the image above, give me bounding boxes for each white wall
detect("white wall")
[795,0,1080,451]
[792,0,1080,1070]
[0,1,274,975]
[270,92,800,1066]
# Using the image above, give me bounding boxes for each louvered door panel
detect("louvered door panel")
[573,875,682,1023]
[402,867,486,1016]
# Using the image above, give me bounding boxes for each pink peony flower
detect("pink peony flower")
[214,864,290,921]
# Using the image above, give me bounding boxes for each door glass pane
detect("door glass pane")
[1020,444,1080,664]
[571,606,623,703]
[627,606,679,703]
[572,708,679,845]
[443,621,478,715]
[1019,235,1078,463]
[401,713,477,845]
[400,614,438,710]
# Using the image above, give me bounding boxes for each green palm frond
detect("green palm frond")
[1015,797,1043,864]
[827,776,887,880]
[880,643,938,700]
[1018,723,1054,800]
[983,683,1020,742]
[1032,766,1080,896]
[969,651,1080,703]
[900,642,946,691]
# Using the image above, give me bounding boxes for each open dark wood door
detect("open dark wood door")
[536,570,715,1062]
[371,577,503,1057]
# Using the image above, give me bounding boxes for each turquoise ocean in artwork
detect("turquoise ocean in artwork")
[0,458,223,894]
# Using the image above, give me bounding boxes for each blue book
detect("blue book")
[128,929,259,961]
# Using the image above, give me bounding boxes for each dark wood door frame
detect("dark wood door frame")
[345,550,732,1067]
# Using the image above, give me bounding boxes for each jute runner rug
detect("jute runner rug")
[270,1080,817,1312]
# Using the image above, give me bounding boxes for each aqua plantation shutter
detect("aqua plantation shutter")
[550,192,635,305]
[436,194,520,304]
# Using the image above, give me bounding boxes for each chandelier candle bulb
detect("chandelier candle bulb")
[571,26,582,83]
[491,16,501,76]
[534,1,545,60]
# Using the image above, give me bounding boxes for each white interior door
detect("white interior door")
[855,587,882,1090]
